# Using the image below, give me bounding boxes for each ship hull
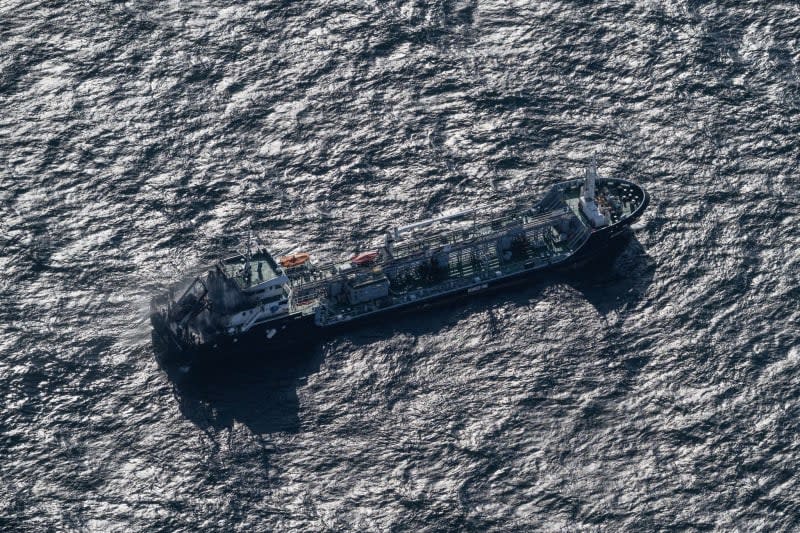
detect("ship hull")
[152,186,649,369]
[152,310,318,368]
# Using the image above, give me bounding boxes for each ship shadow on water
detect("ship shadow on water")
[157,233,653,435]
[563,234,655,318]
[155,335,326,435]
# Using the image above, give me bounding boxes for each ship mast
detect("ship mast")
[579,155,609,228]
[243,226,253,284]
[583,155,598,201]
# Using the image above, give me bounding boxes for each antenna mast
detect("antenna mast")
[242,216,253,283]
[584,154,598,201]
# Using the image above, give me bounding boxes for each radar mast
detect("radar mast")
[579,155,610,227]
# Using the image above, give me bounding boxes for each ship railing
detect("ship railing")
[294,208,581,307]
[241,306,267,331]
[382,208,574,272]
[390,208,512,252]
[391,211,507,255]
[301,203,572,278]
[390,207,568,257]
[538,186,568,211]
[389,207,566,260]
[290,285,328,307]
[314,259,519,326]
[318,237,569,325]
[566,222,590,250]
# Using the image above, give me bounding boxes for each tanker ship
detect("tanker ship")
[151,159,648,365]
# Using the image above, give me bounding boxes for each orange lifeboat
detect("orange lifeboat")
[350,250,379,266]
[279,252,310,268]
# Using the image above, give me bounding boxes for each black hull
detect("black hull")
[152,191,649,369]
[569,187,649,266]
[152,311,318,368]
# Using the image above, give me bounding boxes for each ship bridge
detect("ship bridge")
[218,247,287,292]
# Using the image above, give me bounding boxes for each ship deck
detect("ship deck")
[313,186,591,326]
[289,177,646,327]
[220,251,281,289]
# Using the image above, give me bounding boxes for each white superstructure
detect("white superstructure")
[579,158,610,227]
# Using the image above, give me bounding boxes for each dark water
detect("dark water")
[2,1,799,530]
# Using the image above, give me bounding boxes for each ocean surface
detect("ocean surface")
[2,1,799,530]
